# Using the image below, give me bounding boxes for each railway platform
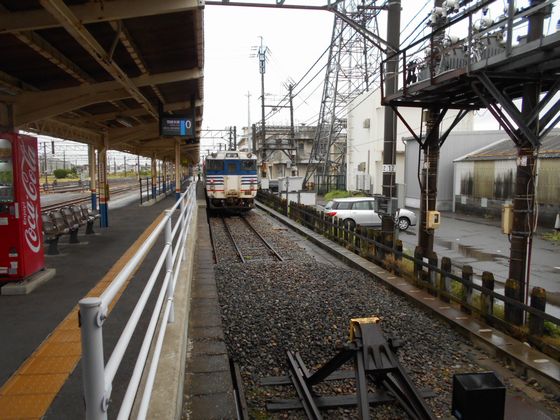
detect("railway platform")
[182,183,237,418]
[0,193,181,418]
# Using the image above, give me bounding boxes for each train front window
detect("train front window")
[206,159,224,171]
[227,163,237,174]
[241,160,256,171]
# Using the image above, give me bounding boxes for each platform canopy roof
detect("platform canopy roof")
[0,0,204,163]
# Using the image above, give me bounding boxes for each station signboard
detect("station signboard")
[160,114,195,138]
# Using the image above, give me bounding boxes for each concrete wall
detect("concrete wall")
[347,89,474,197]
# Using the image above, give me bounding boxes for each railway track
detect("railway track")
[210,214,284,263]
[41,185,135,213]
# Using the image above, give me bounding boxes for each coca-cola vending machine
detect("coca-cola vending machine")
[0,133,44,282]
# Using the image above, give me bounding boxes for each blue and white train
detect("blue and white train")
[203,151,258,211]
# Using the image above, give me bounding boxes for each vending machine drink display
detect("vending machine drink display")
[0,133,44,281]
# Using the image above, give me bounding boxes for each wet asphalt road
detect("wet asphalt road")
[399,211,560,315]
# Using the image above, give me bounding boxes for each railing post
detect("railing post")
[395,239,403,276]
[367,228,375,262]
[79,297,108,420]
[529,287,546,336]
[481,271,495,322]
[505,278,523,326]
[461,265,473,314]
[440,257,451,302]
[164,210,175,323]
[413,246,423,287]
[428,251,438,295]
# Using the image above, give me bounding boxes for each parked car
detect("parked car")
[323,197,417,231]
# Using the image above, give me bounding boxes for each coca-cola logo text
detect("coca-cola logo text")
[21,143,41,254]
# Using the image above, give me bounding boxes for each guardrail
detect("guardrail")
[257,191,560,359]
[139,176,176,204]
[79,183,196,419]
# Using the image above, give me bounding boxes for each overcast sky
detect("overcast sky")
[202,0,560,152]
[38,1,560,161]
[203,3,334,139]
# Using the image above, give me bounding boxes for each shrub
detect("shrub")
[53,168,68,179]
[324,190,367,201]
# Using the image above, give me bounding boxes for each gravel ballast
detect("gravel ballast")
[211,211,560,419]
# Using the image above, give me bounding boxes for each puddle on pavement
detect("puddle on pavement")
[435,239,508,262]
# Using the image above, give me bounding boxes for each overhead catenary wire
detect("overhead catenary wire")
[262,1,435,130]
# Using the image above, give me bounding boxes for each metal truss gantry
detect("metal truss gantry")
[304,0,386,188]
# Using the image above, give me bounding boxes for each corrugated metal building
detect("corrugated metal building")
[404,130,504,211]
[453,130,560,227]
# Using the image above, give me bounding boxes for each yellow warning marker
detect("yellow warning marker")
[349,316,380,341]
[0,213,164,419]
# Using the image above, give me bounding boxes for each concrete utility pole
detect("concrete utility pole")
[258,37,268,164]
[234,126,237,151]
[246,91,252,152]
[418,0,444,257]
[381,0,401,243]
[289,83,296,174]
[508,0,545,313]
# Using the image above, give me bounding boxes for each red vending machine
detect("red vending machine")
[0,133,44,282]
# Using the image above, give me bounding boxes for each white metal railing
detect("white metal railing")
[79,183,197,420]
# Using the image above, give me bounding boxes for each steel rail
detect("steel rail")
[41,185,134,212]
[241,215,284,262]
[222,216,246,263]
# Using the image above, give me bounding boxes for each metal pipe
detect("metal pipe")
[164,210,175,324]
[116,270,173,420]
[136,298,173,420]
[100,194,183,309]
[104,243,170,385]
[79,297,108,420]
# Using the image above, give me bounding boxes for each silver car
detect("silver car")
[324,197,417,231]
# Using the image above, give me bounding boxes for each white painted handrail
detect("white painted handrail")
[79,183,196,420]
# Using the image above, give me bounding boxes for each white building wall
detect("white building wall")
[347,90,474,194]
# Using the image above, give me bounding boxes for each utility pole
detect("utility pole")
[246,91,252,152]
[381,0,401,245]
[63,150,66,169]
[289,83,296,175]
[43,142,48,186]
[508,0,545,317]
[234,126,237,151]
[418,0,445,258]
[228,127,233,151]
[123,156,127,177]
[252,124,257,159]
[257,37,269,166]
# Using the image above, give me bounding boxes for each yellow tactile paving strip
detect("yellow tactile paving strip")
[0,213,164,419]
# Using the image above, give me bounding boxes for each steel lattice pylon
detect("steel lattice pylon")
[304,0,384,190]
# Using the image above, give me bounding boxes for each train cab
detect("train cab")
[204,151,258,211]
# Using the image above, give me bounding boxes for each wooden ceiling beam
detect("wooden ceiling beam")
[0,0,202,34]
[40,0,158,119]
